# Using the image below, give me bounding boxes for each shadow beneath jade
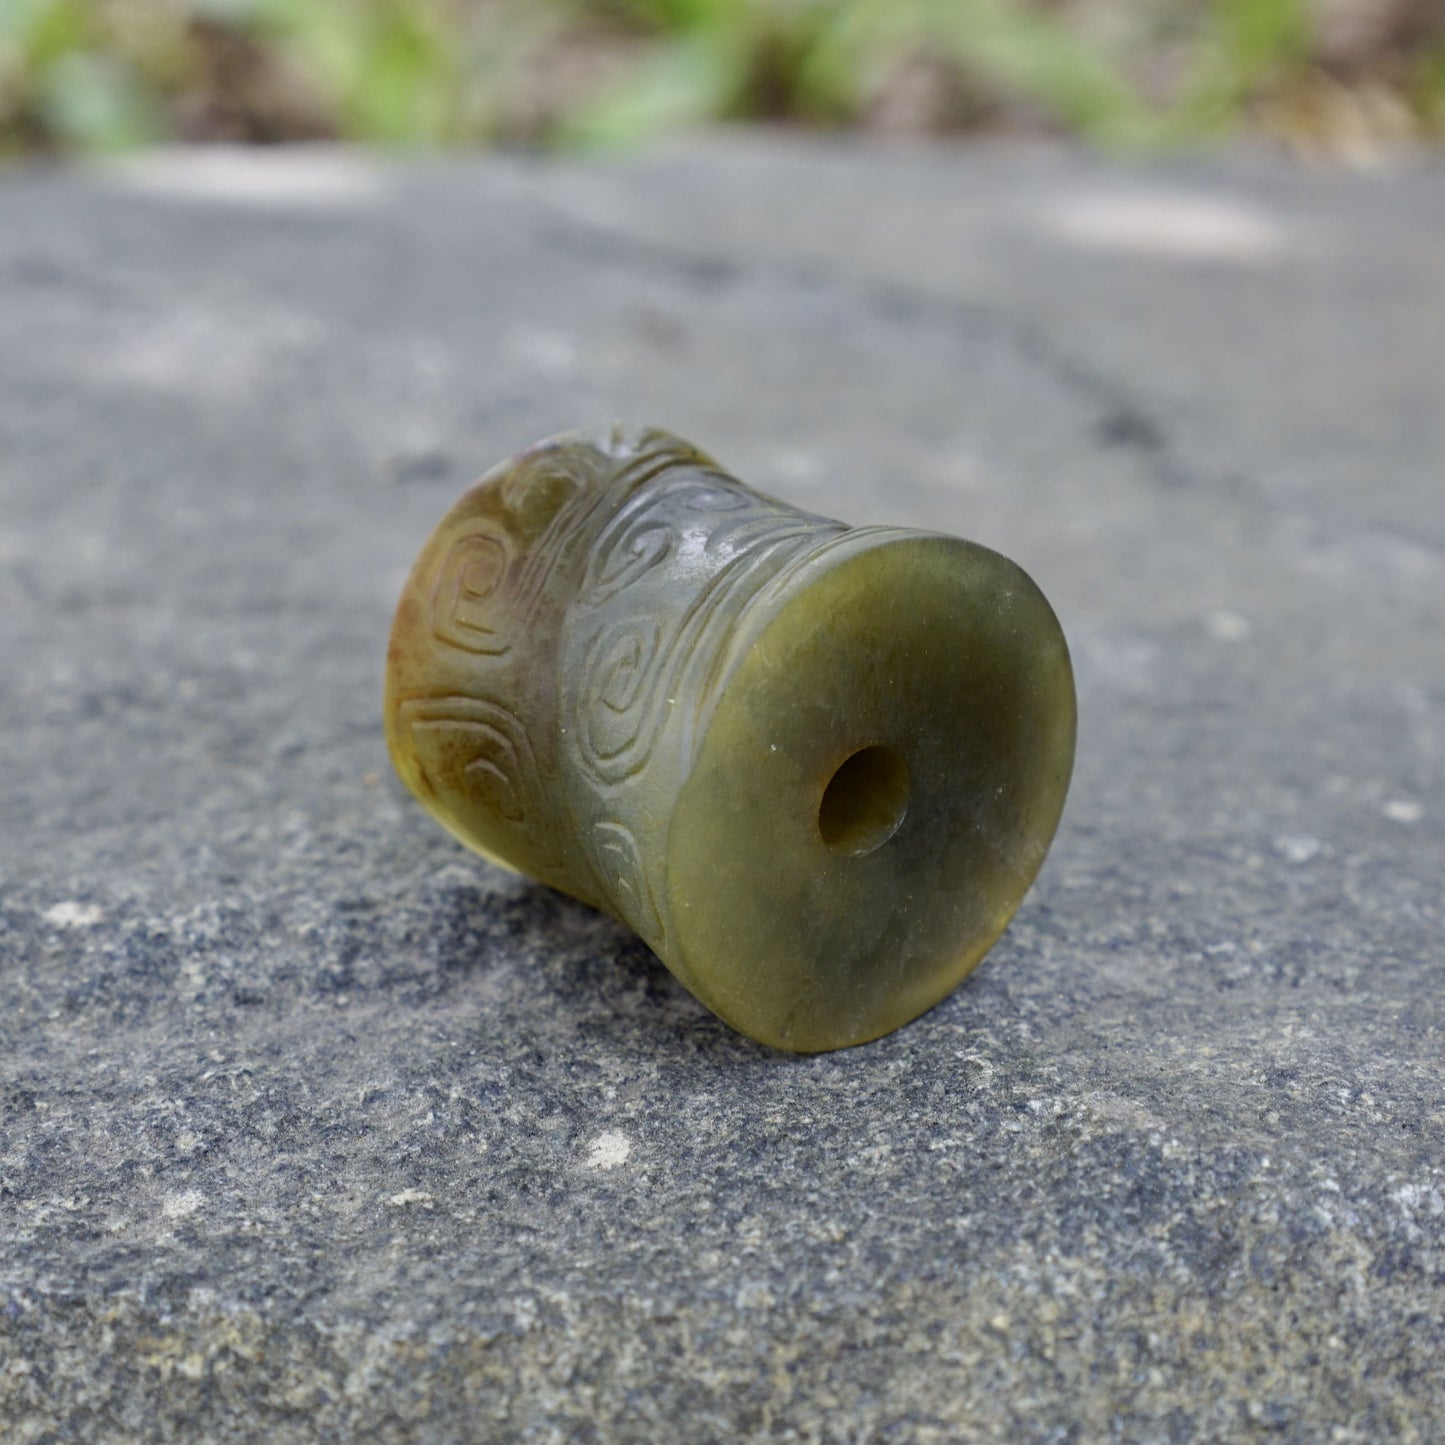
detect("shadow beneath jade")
[415,868,1042,1073]
[432,876,793,1069]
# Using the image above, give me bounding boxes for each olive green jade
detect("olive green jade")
[384,425,1075,1052]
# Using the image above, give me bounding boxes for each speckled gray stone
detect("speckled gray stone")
[0,140,1441,1443]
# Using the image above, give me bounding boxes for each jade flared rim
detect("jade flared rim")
[664,532,1076,1052]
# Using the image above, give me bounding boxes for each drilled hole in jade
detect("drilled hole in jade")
[817,746,911,857]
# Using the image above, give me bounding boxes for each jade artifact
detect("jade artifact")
[384,425,1075,1052]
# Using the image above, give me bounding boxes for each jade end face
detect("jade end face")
[384,425,1076,1052]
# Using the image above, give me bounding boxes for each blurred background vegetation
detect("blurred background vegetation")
[1,0,1441,161]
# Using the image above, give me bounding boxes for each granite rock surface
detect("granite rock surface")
[0,140,1442,1442]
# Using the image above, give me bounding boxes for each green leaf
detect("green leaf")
[5,0,89,68]
[555,32,746,147]
[919,0,1158,142]
[39,50,158,151]
[1213,0,1309,80]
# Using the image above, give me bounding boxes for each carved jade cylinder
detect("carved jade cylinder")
[384,425,1075,1052]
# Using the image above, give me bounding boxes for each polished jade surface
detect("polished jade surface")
[384,425,1076,1051]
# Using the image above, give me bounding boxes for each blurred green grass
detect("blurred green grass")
[1,0,1441,159]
